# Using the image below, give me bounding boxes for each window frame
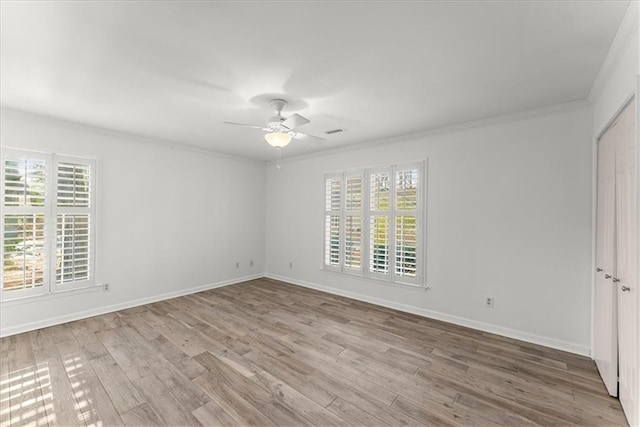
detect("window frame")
[323,161,426,288]
[1,148,98,301]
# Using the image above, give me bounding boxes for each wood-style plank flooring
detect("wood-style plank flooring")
[0,278,627,426]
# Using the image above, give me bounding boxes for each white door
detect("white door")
[615,100,639,426]
[594,112,618,397]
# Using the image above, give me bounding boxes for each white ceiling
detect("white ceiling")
[0,1,629,161]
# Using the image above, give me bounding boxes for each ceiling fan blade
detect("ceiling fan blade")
[282,113,310,130]
[223,121,267,130]
[292,132,327,143]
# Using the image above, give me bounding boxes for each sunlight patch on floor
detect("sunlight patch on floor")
[1,363,52,426]
[63,354,103,427]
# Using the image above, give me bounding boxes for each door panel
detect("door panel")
[615,100,638,426]
[594,116,618,397]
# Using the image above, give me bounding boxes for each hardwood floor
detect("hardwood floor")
[0,278,627,426]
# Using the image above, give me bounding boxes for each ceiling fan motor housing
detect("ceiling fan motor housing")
[267,99,290,131]
[266,116,288,131]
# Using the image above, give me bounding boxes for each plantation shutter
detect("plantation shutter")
[1,151,49,297]
[344,174,363,271]
[324,175,341,269]
[322,162,424,287]
[54,157,95,288]
[369,169,391,277]
[395,167,419,282]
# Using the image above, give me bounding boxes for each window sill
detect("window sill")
[321,267,429,291]
[0,283,105,307]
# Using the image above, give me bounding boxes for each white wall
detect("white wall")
[265,106,594,355]
[0,108,266,336]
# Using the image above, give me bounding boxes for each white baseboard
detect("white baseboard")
[1,272,592,358]
[264,273,591,357]
[0,273,263,337]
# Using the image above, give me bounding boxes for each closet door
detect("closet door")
[615,100,638,425]
[594,115,618,397]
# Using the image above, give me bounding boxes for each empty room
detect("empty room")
[1,1,639,426]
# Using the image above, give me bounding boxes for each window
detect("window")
[324,163,424,286]
[1,148,96,300]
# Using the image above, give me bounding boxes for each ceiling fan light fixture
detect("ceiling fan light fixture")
[265,131,292,148]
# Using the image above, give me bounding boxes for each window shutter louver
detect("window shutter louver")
[57,162,91,207]
[396,169,418,210]
[56,214,90,283]
[3,158,46,207]
[370,171,390,211]
[326,177,341,211]
[2,214,46,291]
[395,215,417,277]
[370,215,389,273]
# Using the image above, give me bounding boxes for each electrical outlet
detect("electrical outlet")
[484,296,494,308]
[235,262,239,268]
[289,262,293,269]
[250,260,254,267]
[103,283,110,292]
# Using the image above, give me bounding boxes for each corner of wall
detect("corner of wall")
[588,2,639,107]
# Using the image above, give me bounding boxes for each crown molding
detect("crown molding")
[588,1,639,105]
[272,98,590,166]
[0,107,266,166]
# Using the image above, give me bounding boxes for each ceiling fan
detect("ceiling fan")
[224,99,326,148]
